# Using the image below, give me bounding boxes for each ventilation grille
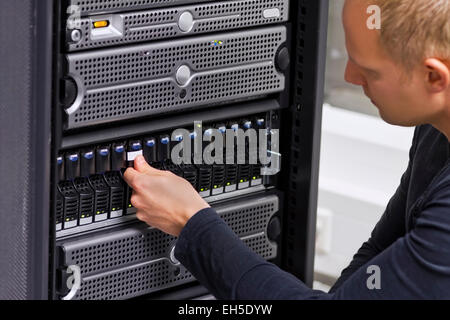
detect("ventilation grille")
[65,27,286,129]
[252,163,262,177]
[110,188,124,209]
[56,192,64,224]
[67,0,289,51]
[77,260,193,300]
[197,166,212,190]
[89,174,108,190]
[74,178,94,194]
[94,190,109,214]
[212,165,225,187]
[225,165,238,184]
[58,182,79,220]
[103,172,122,187]
[238,164,251,180]
[180,165,198,188]
[68,0,211,16]
[57,195,279,300]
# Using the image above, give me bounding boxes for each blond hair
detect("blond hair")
[374,0,450,69]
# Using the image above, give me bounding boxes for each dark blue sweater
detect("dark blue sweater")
[175,125,450,299]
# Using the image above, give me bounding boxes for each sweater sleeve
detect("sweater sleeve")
[175,164,450,299]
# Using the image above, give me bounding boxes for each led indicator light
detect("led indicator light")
[131,142,142,151]
[146,139,155,147]
[161,137,170,145]
[83,152,94,160]
[210,40,223,47]
[99,149,109,156]
[93,20,109,28]
[115,146,124,153]
[69,154,78,162]
[218,126,226,134]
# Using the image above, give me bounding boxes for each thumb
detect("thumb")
[123,167,140,188]
[134,155,163,175]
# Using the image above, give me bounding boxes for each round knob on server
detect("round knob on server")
[70,29,82,43]
[267,217,281,241]
[169,245,180,265]
[276,47,290,72]
[176,65,191,86]
[178,11,194,33]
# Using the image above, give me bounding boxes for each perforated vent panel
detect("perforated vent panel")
[67,0,289,51]
[65,26,286,129]
[68,0,211,16]
[57,195,279,300]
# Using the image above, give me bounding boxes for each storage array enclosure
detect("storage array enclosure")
[0,0,328,299]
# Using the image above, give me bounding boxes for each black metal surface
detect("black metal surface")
[280,0,329,287]
[61,98,281,150]
[0,0,53,299]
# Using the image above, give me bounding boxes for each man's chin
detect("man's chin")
[378,109,398,125]
[378,110,416,127]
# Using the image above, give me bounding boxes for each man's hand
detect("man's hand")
[123,155,210,237]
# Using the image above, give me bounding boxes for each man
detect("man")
[124,0,450,299]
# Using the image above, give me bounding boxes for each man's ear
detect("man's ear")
[424,58,450,93]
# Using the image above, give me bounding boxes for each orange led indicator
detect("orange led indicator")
[93,20,109,28]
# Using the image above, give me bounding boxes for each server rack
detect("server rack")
[0,0,328,299]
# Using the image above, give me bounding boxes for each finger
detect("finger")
[136,210,153,227]
[134,155,165,175]
[123,167,140,188]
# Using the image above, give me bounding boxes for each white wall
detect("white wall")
[314,104,415,288]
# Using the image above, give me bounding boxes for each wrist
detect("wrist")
[176,202,210,236]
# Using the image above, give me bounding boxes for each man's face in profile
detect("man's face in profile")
[342,0,445,128]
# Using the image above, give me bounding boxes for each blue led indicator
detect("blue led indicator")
[99,149,109,156]
[244,121,252,129]
[161,137,170,145]
[83,152,94,160]
[231,124,239,132]
[131,143,142,151]
[57,157,63,165]
[69,154,78,162]
[146,140,155,147]
[115,145,124,153]
[175,135,183,142]
[218,126,226,134]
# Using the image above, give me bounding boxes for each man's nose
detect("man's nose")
[344,60,365,86]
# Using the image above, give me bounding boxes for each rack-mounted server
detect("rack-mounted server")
[0,0,328,300]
